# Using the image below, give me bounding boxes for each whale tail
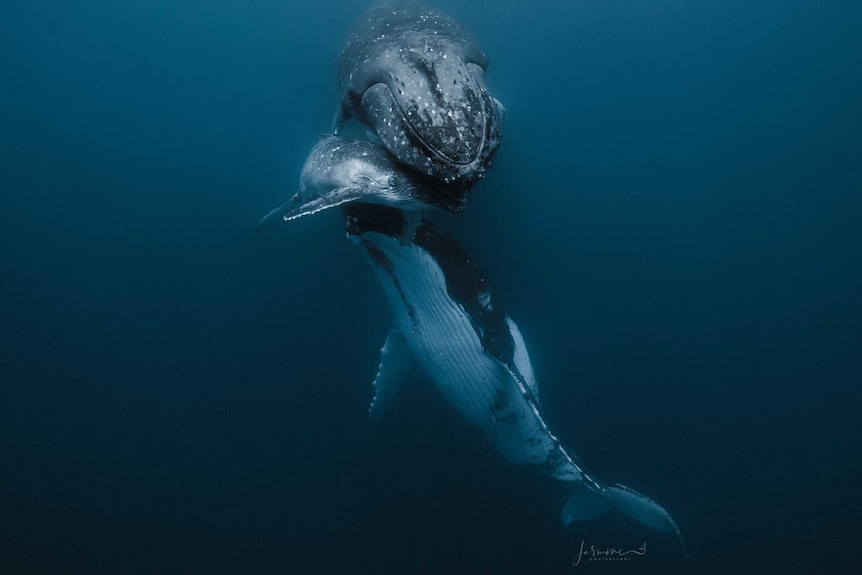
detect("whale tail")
[562,482,687,554]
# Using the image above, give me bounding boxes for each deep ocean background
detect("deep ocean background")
[2,1,860,573]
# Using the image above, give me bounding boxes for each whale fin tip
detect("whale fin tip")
[369,329,413,421]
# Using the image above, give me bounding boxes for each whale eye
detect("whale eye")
[387,174,401,188]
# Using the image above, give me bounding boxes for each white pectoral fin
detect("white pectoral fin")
[369,329,413,421]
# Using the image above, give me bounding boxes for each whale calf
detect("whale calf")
[335,0,505,190]
[256,136,463,234]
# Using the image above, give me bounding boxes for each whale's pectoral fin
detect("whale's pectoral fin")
[562,482,687,555]
[369,329,413,421]
[257,187,367,232]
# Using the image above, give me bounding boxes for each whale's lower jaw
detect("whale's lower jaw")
[356,229,580,477]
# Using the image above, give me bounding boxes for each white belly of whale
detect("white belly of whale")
[357,231,577,475]
[354,228,685,548]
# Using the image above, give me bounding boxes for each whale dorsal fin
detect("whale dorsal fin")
[369,329,414,421]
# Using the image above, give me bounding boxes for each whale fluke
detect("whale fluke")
[562,482,687,554]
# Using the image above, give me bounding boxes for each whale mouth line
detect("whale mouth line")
[374,79,487,168]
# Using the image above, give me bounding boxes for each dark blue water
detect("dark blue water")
[2,1,860,573]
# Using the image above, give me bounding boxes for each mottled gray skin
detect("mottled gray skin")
[335,0,505,191]
[256,136,462,233]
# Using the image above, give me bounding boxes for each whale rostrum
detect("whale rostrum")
[335,0,504,190]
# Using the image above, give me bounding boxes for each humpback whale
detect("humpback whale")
[256,136,463,234]
[335,0,505,190]
[258,150,685,547]
[344,204,685,544]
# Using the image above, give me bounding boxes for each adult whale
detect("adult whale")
[259,159,685,547]
[334,0,505,190]
[345,204,686,547]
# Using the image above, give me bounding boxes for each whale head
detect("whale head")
[336,0,504,190]
[257,136,463,233]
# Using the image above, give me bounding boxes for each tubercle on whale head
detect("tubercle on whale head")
[336,0,503,190]
[355,65,503,190]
